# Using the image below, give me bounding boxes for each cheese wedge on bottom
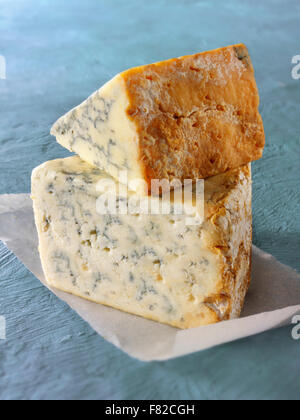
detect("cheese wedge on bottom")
[31,156,252,329]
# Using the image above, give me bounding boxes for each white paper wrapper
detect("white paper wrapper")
[0,194,299,361]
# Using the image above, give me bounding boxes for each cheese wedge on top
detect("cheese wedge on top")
[31,156,252,329]
[51,43,264,195]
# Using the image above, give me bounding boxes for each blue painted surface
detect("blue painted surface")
[0,0,300,400]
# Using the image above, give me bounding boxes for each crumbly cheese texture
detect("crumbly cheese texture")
[51,44,264,195]
[31,156,252,329]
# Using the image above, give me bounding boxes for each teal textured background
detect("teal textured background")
[0,0,300,400]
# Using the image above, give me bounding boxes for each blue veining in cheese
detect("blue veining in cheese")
[31,156,252,329]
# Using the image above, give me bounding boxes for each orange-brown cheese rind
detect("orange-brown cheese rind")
[123,44,264,191]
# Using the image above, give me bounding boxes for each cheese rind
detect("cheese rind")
[51,44,264,195]
[31,156,252,329]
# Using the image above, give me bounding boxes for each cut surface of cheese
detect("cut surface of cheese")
[51,44,264,195]
[31,156,252,329]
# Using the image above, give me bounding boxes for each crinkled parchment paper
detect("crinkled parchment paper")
[0,194,299,361]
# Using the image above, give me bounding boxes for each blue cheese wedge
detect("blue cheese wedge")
[31,156,252,329]
[50,44,264,195]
